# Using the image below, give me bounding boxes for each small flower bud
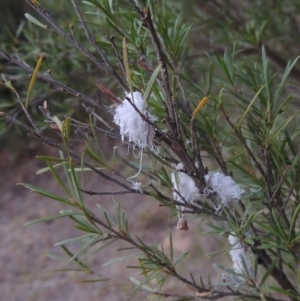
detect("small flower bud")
[176,214,189,231]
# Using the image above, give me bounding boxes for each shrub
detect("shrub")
[1,1,300,300]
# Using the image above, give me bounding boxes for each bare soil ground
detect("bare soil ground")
[1,141,228,301]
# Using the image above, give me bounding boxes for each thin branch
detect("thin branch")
[88,210,281,301]
[270,166,291,203]
[262,146,274,200]
[249,235,298,301]
[81,189,138,196]
[70,0,128,91]
[0,48,101,107]
[278,178,297,219]
[8,84,41,134]
[70,150,133,191]
[0,106,134,192]
[131,3,175,125]
[106,35,126,77]
[143,9,174,118]
[24,0,128,91]
[220,104,266,178]
[196,1,300,81]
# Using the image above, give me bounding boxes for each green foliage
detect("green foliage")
[2,0,300,300]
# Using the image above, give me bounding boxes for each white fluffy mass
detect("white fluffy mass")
[171,163,200,204]
[113,91,157,150]
[205,172,244,206]
[228,235,251,275]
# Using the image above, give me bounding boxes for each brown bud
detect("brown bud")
[176,214,188,231]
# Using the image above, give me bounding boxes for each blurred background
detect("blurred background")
[1,1,300,300]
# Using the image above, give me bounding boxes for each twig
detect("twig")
[24,0,128,91]
[196,0,300,81]
[70,0,128,91]
[0,112,60,149]
[248,232,298,301]
[278,178,297,218]
[220,104,266,178]
[106,35,126,77]
[190,119,206,182]
[131,3,175,124]
[0,107,134,193]
[262,146,274,200]
[80,189,140,196]
[0,48,101,107]
[8,84,41,134]
[143,9,175,120]
[69,24,79,44]
[270,166,291,203]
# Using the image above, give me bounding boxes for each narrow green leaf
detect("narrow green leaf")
[236,85,265,127]
[61,245,91,271]
[262,46,270,101]
[214,263,241,276]
[257,244,289,252]
[149,151,173,169]
[25,13,47,28]
[68,167,106,172]
[37,156,67,162]
[259,293,267,301]
[285,131,297,157]
[67,235,100,264]
[269,286,298,298]
[64,117,71,141]
[46,268,86,273]
[80,239,117,261]
[273,56,300,109]
[271,210,287,240]
[84,146,106,166]
[222,49,234,86]
[101,254,140,267]
[270,112,299,140]
[123,37,133,93]
[54,234,96,246]
[144,64,161,103]
[129,273,158,299]
[259,259,276,286]
[174,251,189,266]
[36,162,65,175]
[130,277,153,293]
[69,159,84,204]
[88,114,107,161]
[241,210,263,233]
[19,183,75,207]
[78,278,110,283]
[289,202,300,241]
[169,229,173,263]
[47,161,72,198]
[67,213,98,234]
[24,213,79,227]
[60,151,74,196]
[96,204,115,227]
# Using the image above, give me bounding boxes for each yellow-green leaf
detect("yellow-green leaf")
[192,96,209,120]
[25,52,45,109]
